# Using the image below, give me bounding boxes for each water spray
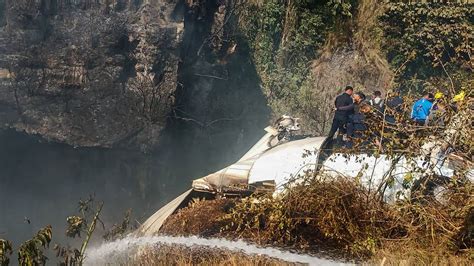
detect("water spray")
[85,235,349,265]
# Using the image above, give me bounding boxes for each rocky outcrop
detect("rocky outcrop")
[0,0,184,151]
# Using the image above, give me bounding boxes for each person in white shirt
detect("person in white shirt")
[369,90,384,111]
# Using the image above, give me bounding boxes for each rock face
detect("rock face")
[0,0,184,151]
[0,0,270,153]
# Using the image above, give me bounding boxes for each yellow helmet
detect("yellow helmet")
[452,91,465,102]
[434,92,444,99]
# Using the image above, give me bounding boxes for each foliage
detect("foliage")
[66,216,86,238]
[53,245,81,266]
[211,83,474,260]
[327,0,354,17]
[379,2,473,93]
[62,196,104,265]
[223,177,392,257]
[0,196,135,266]
[220,171,473,260]
[237,0,355,122]
[54,196,105,265]
[0,197,133,265]
[395,180,474,251]
[0,240,12,266]
[345,91,473,177]
[18,226,52,266]
[161,198,234,237]
[237,0,471,137]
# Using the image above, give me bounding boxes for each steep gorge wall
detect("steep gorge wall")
[306,0,394,134]
[0,0,184,151]
[0,0,270,154]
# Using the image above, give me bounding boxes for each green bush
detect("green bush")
[380,2,473,93]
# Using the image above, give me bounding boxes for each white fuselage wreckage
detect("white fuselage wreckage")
[138,117,470,236]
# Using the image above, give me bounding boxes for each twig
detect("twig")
[434,55,455,95]
[173,114,204,127]
[379,56,412,153]
[194,73,228,80]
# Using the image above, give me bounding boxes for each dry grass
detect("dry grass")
[160,198,236,237]
[370,180,474,265]
[221,177,394,259]
[370,247,473,266]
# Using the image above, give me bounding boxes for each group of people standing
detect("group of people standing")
[327,85,380,145]
[327,85,446,146]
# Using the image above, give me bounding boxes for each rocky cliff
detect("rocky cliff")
[0,0,185,150]
[0,0,271,153]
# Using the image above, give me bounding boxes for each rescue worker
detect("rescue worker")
[384,95,404,124]
[336,92,367,114]
[426,92,445,125]
[327,86,354,143]
[369,90,384,112]
[337,92,367,147]
[411,93,434,125]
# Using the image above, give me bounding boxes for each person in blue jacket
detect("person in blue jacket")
[411,93,435,125]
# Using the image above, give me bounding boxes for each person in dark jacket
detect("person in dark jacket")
[327,86,354,142]
[338,92,367,139]
[384,95,404,124]
[336,92,366,113]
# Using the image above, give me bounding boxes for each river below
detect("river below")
[0,119,266,251]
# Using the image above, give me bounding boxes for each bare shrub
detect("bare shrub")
[161,198,235,237]
[223,176,394,258]
[220,173,472,262]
